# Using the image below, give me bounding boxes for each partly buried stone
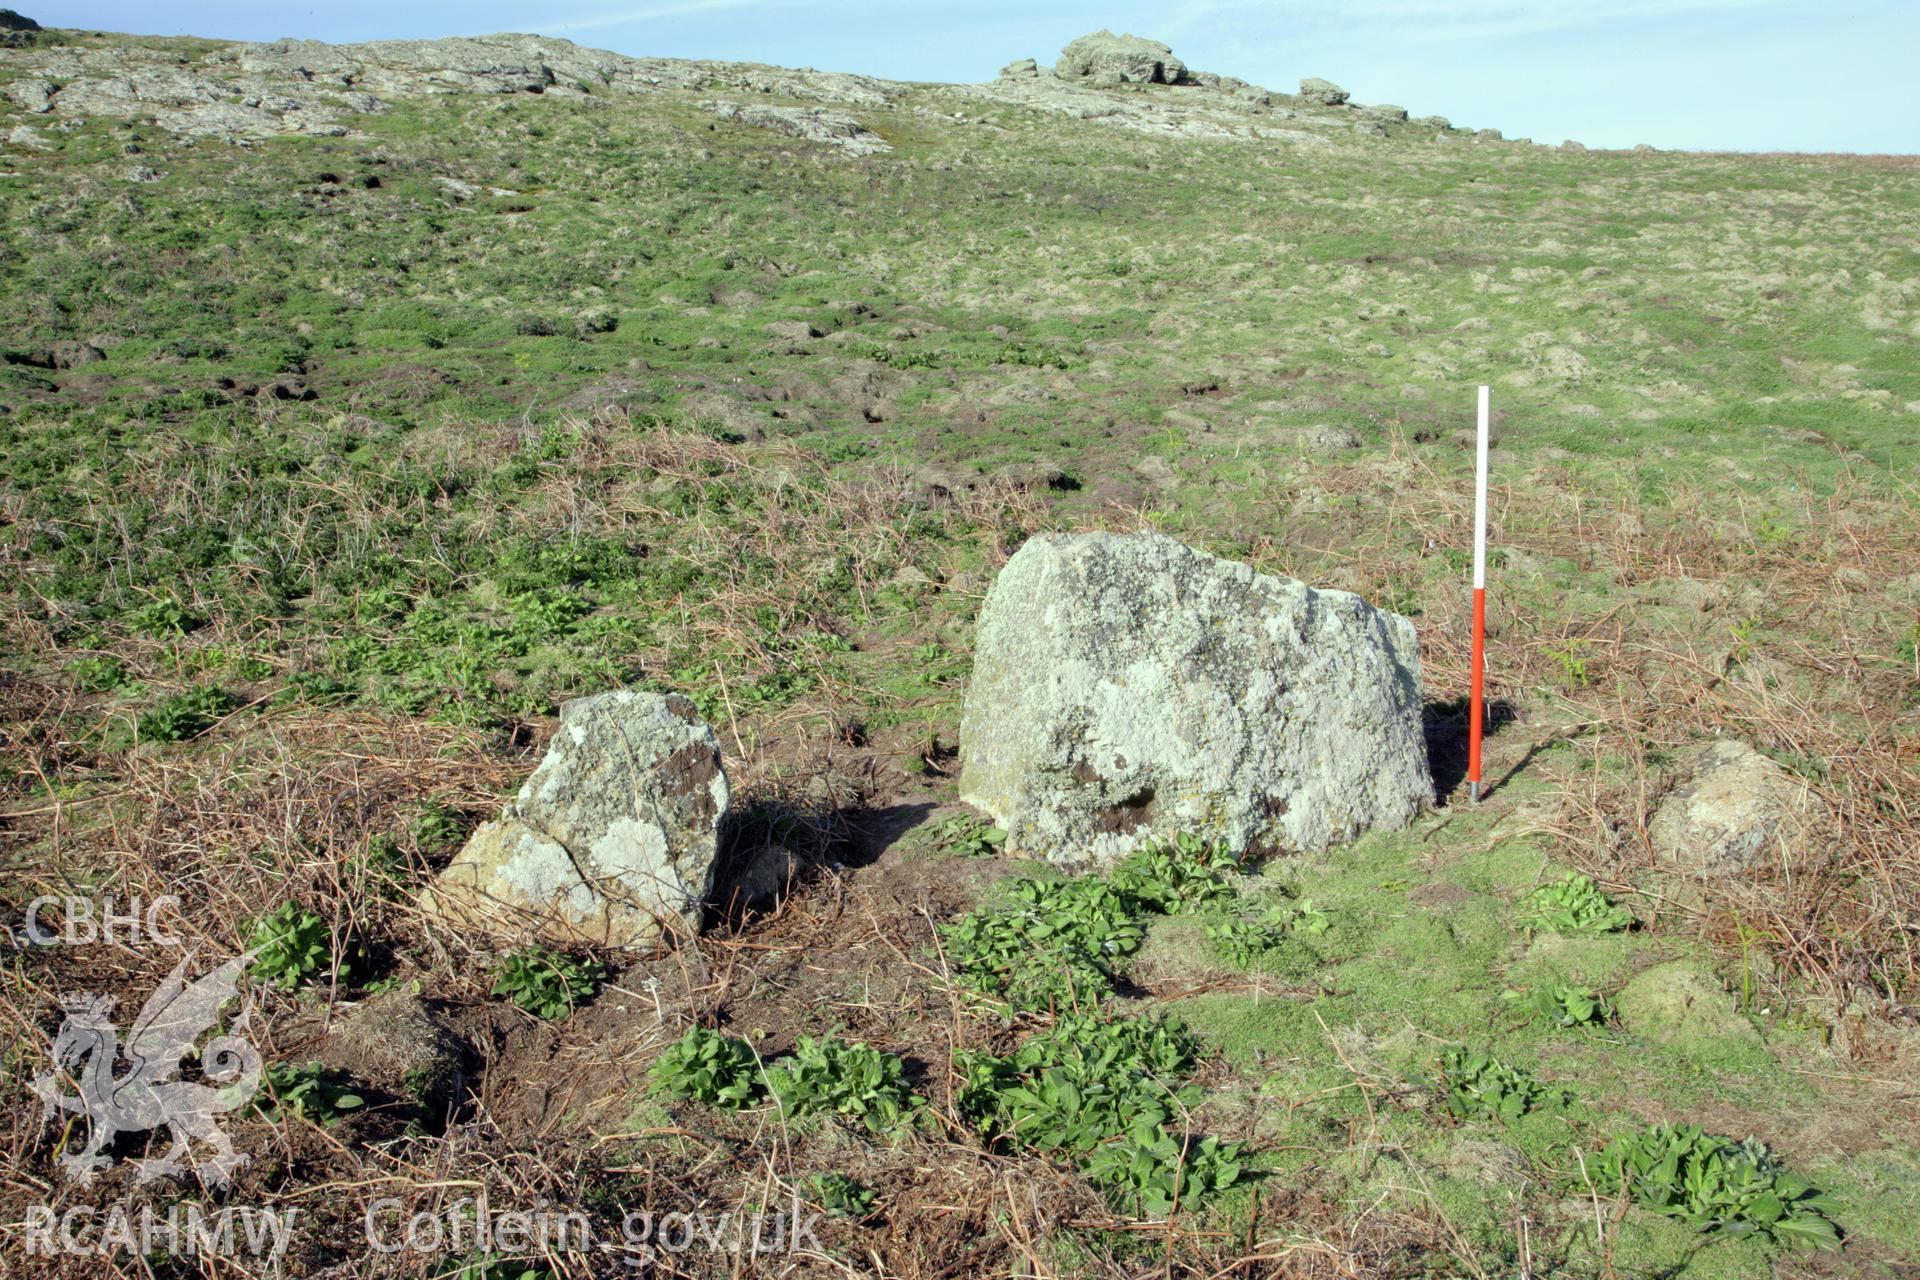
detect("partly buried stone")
[1616,960,1761,1050]
[1055,30,1188,85]
[1283,423,1362,452]
[1298,77,1349,106]
[959,531,1430,866]
[1647,740,1800,877]
[424,690,729,948]
[318,989,465,1114]
[998,57,1041,79]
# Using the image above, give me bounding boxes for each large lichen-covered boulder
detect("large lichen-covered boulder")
[959,532,1431,866]
[1055,30,1188,85]
[1648,740,1799,877]
[424,690,728,948]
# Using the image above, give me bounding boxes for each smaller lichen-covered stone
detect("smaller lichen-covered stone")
[424,690,728,948]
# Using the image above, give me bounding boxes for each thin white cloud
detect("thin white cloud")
[532,0,779,36]
[1159,0,1783,45]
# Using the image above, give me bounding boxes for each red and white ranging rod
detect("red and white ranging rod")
[1468,384,1490,804]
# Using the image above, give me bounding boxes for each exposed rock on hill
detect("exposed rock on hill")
[959,531,1431,866]
[1055,30,1188,85]
[964,71,1333,145]
[4,31,897,141]
[1299,77,1349,106]
[232,34,638,95]
[701,100,890,155]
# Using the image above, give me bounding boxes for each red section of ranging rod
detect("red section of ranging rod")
[1468,585,1486,801]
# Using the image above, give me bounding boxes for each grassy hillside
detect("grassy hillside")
[2,28,1917,1280]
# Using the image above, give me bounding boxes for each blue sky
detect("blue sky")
[36,1,1920,152]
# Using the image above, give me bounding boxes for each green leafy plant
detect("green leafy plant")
[251,1060,364,1124]
[1002,875,1146,959]
[275,669,353,707]
[1503,982,1614,1029]
[445,1255,556,1280]
[411,801,466,851]
[648,1026,763,1108]
[809,1172,877,1218]
[1109,831,1235,915]
[956,1011,1240,1215]
[939,875,1143,1012]
[491,946,604,1019]
[1082,1119,1246,1218]
[957,1014,1199,1156]
[68,654,126,692]
[1205,900,1330,964]
[245,902,334,989]
[1436,1045,1553,1122]
[763,1035,920,1132]
[939,833,1254,1010]
[927,814,1007,858]
[1542,638,1592,690]
[1727,616,1761,669]
[136,684,234,742]
[129,597,201,638]
[351,833,409,900]
[1519,873,1633,934]
[1585,1124,1841,1251]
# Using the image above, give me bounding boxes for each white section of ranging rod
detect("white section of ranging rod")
[1473,384,1490,590]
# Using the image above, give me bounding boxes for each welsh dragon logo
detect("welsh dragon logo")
[30,951,263,1186]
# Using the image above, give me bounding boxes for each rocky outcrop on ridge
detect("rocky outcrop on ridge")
[1054,30,1189,85]
[2,31,899,142]
[0,24,1483,151]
